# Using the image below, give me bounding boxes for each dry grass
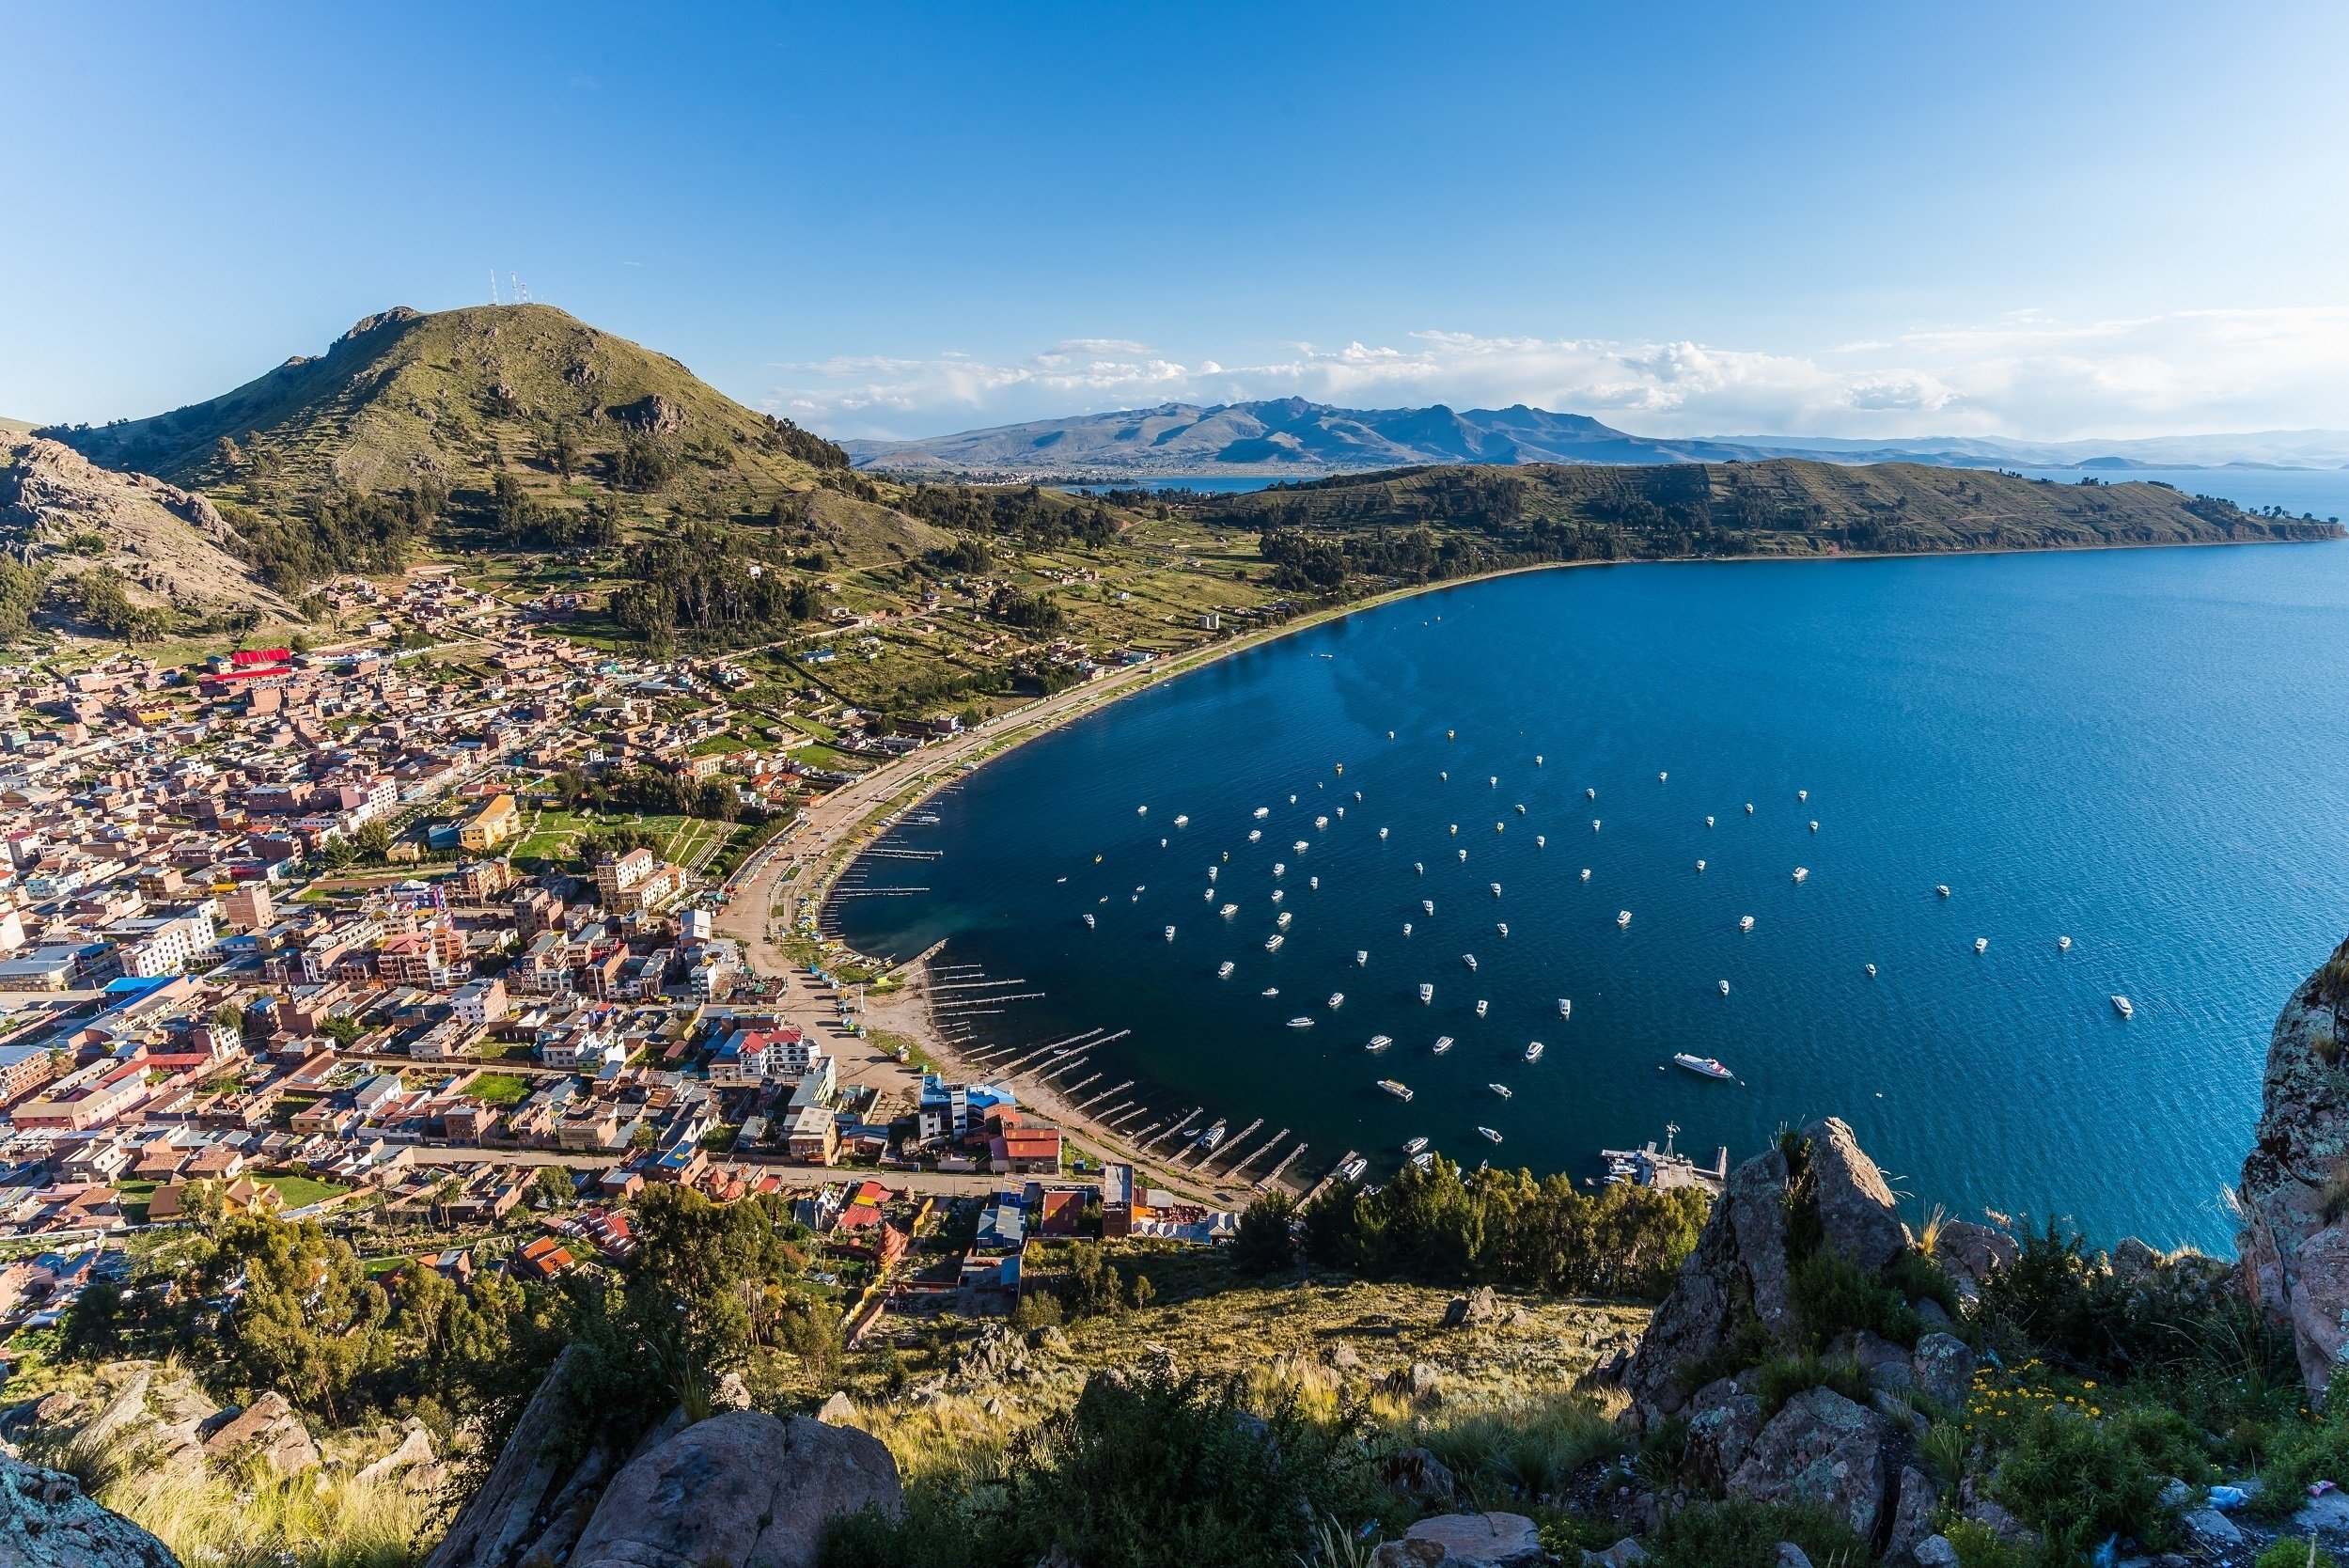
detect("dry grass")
[100,1461,431,1568]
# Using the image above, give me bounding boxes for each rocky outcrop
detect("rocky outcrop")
[1728,1388,1897,1540]
[201,1390,320,1475]
[2239,937,2349,1395]
[1624,1118,1910,1421]
[424,1347,623,1568]
[567,1412,901,1568]
[0,1453,180,1568]
[1369,1511,1543,1568]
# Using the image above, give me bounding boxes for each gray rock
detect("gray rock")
[1915,1297,1953,1329]
[1372,1542,1449,1568]
[1869,1388,1929,1441]
[1962,1497,2036,1546]
[200,1390,319,1476]
[815,1391,859,1426]
[1379,1361,1443,1404]
[1803,1117,1909,1271]
[1727,1387,1895,1540]
[0,1453,180,1567]
[2112,1236,2160,1287]
[1324,1341,1367,1374]
[355,1421,436,1484]
[1935,1221,2018,1303]
[1912,1537,1960,1568]
[1682,1377,1762,1491]
[1400,1511,1544,1568]
[568,1412,902,1568]
[1584,1542,1647,1568]
[1884,1466,1938,1563]
[426,1347,622,1568]
[713,1370,754,1410]
[1624,1142,1797,1418]
[1910,1332,1977,1410]
[2180,1507,2242,1546]
[2292,1487,2349,1531]
[1776,1547,1813,1568]
[1839,1330,1911,1393]
[1442,1287,1504,1329]
[1030,1325,1072,1356]
[1379,1446,1457,1506]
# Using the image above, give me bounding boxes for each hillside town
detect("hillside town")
[0,571,1231,1345]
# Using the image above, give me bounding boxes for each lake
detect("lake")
[834,539,2349,1250]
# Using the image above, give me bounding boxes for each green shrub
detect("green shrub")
[1787,1245,1922,1350]
[2108,1401,2214,1486]
[1641,1497,1867,1568]
[1400,1392,1618,1507]
[1990,1405,2171,1559]
[1940,1516,2025,1568]
[1751,1353,1870,1419]
[2258,1539,2339,1568]
[1882,1246,1964,1322]
[2261,1408,2349,1516]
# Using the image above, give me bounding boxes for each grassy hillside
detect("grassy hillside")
[0,416,38,436]
[1192,460,2340,591]
[51,303,853,525]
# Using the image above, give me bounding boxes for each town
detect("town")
[0,568,1241,1344]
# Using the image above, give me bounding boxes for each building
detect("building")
[989,1124,1063,1175]
[106,904,218,979]
[785,1102,838,1164]
[450,976,509,1027]
[0,1043,58,1105]
[220,884,274,932]
[709,1024,816,1083]
[596,848,684,917]
[917,1074,1017,1143]
[456,793,520,853]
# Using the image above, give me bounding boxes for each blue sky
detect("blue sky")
[6,1,2347,440]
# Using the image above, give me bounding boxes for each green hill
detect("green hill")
[0,417,38,436]
[51,303,853,521]
[1192,460,2340,588]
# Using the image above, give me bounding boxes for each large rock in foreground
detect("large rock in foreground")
[2238,937,2349,1395]
[1728,1388,1897,1542]
[0,1453,180,1568]
[568,1411,901,1568]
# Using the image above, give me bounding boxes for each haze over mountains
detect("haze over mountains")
[843,399,2349,479]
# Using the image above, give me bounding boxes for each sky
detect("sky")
[5,1,2348,443]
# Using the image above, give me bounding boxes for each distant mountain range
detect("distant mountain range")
[842,400,2349,478]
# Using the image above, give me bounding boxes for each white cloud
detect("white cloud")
[765,306,2349,443]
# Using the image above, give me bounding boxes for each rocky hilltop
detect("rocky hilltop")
[2240,934,2349,1392]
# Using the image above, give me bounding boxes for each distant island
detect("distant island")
[844,397,2349,480]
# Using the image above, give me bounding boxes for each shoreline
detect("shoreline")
[735,530,2341,1204]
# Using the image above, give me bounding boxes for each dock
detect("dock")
[1256,1142,1309,1191]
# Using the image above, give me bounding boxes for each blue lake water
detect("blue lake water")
[835,540,2349,1251]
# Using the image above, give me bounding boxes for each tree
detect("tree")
[533,1164,577,1209]
[352,818,395,864]
[320,1014,363,1047]
[1230,1192,1297,1277]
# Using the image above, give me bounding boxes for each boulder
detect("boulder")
[1934,1222,2018,1303]
[355,1420,437,1484]
[1584,1542,1647,1568]
[1909,1332,1976,1410]
[1883,1466,1938,1563]
[2235,938,2349,1396]
[1395,1511,1543,1568]
[1029,1324,1072,1356]
[426,1347,627,1568]
[1803,1118,1909,1271]
[951,1324,1029,1385]
[2180,1507,2242,1547]
[0,1453,180,1568]
[1681,1377,1762,1492]
[1776,1547,1813,1568]
[567,1412,901,1568]
[1378,1362,1443,1404]
[1442,1287,1504,1329]
[1836,1330,1910,1393]
[1960,1496,2035,1547]
[1370,1542,1448,1568]
[1912,1538,1960,1568]
[1378,1446,1457,1506]
[200,1391,319,1476]
[1324,1341,1367,1374]
[1727,1388,1895,1542]
[815,1391,859,1426]
[79,1367,155,1450]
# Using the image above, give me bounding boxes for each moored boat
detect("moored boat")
[1524,1041,1543,1063]
[1432,1035,1454,1054]
[1378,1078,1412,1102]
[1479,1125,1503,1144]
[1672,1053,1733,1080]
[1488,1082,1512,1099]
[1217,961,1235,979]
[2111,994,2134,1018]
[1418,983,1434,1003]
[1366,1034,1393,1053]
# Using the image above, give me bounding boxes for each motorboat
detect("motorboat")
[1137,805,1148,815]
[1617,911,1633,928]
[1866,964,1876,978]
[1463,953,1478,971]
[1164,926,1176,941]
[1696,860,1706,872]
[1580,868,1591,882]
[1262,986,1280,996]
[1524,1041,1543,1063]
[1536,835,1545,847]
[1706,815,1715,827]
[1272,889,1285,904]
[1809,821,1819,833]
[2059,935,2072,951]
[1338,1156,1370,1182]
[1293,840,1308,855]
[1457,849,1467,862]
[1798,790,1809,802]
[1490,883,1502,897]
[1936,885,1950,898]
[1314,816,1328,830]
[1380,827,1389,839]
[1287,1016,1314,1028]
[1276,911,1292,930]
[1418,983,1434,1003]
[1739,916,1755,933]
[1328,992,1345,1009]
[1255,807,1270,819]
[1592,819,1602,832]
[1558,998,1571,1018]
[1416,862,1425,875]
[1488,1083,1512,1099]
[1402,1136,1429,1155]
[1432,1035,1454,1054]
[1403,922,1413,935]
[1174,815,1188,826]
[2112,995,2134,1018]
[1367,1034,1393,1053]
[1423,900,1435,915]
[1083,913,1096,928]
[1378,1078,1411,1102]
[1355,949,1370,966]
[1449,823,1459,836]
[1475,999,1488,1018]
[1746,803,1755,814]
[1792,867,1809,883]
[1265,933,1284,950]
[1478,1126,1503,1144]
[1274,862,1287,877]
[1489,776,1497,788]
[1496,922,1509,937]
[1412,1151,1435,1170]
[1975,937,1988,953]
[1587,787,1596,799]
[1672,1053,1734,1080]
[1196,1120,1228,1151]
[1217,961,1235,979]
[1248,829,1261,842]
[1220,903,1239,918]
[1718,980,1730,996]
[1515,803,1527,814]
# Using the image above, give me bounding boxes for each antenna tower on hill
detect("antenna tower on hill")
[488,269,500,306]
[509,272,530,305]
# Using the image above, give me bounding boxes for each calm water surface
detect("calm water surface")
[836,541,2349,1249]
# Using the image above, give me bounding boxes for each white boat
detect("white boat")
[1415,862,1425,875]
[1217,961,1235,979]
[1412,1150,1435,1170]
[1204,889,1215,902]
[1403,1136,1429,1155]
[1328,992,1345,1009]
[1706,815,1715,827]
[1265,933,1284,951]
[1402,922,1413,935]
[1314,816,1328,830]
[1792,867,1809,883]
[1355,949,1370,965]
[1974,937,1988,953]
[1739,916,1755,933]
[2059,935,2072,951]
[1488,776,1497,788]
[1673,1053,1734,1081]
[1262,987,1280,996]
[1746,803,1755,814]
[1496,922,1509,937]
[1592,819,1602,832]
[1616,911,1633,928]
[1378,1078,1411,1103]
[1367,1035,1393,1053]
[1866,964,1876,977]
[1271,889,1285,904]
[1449,823,1459,836]
[1536,835,1546,847]
[1276,911,1292,929]
[1463,953,1479,971]
[1197,1120,1229,1150]
[1696,859,1706,872]
[1248,829,1261,842]
[1221,902,1239,917]
[1274,862,1287,877]
[1587,787,1596,799]
[1936,885,1950,898]
[1558,998,1571,1018]
[1798,790,1809,802]
[1423,900,1435,915]
[1137,805,1148,815]
[1432,1035,1454,1055]
[1490,883,1502,897]
[1293,840,1308,854]
[1488,1082,1512,1099]
[1338,1156,1370,1182]
[1379,827,1389,839]
[1659,771,1668,782]
[1718,980,1730,996]
[1288,1016,1314,1028]
[1254,807,1271,819]
[1475,1000,1488,1018]
[1515,803,1527,814]
[1580,868,1590,882]
[1418,983,1434,1003]
[1208,865,1218,880]
[1809,821,1819,833]
[1164,926,1176,941]
[2111,995,2134,1018]
[1083,913,1096,928]
[1478,1126,1503,1144]
[1456,849,1467,862]
[1174,815,1188,826]
[1524,1041,1543,1063]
